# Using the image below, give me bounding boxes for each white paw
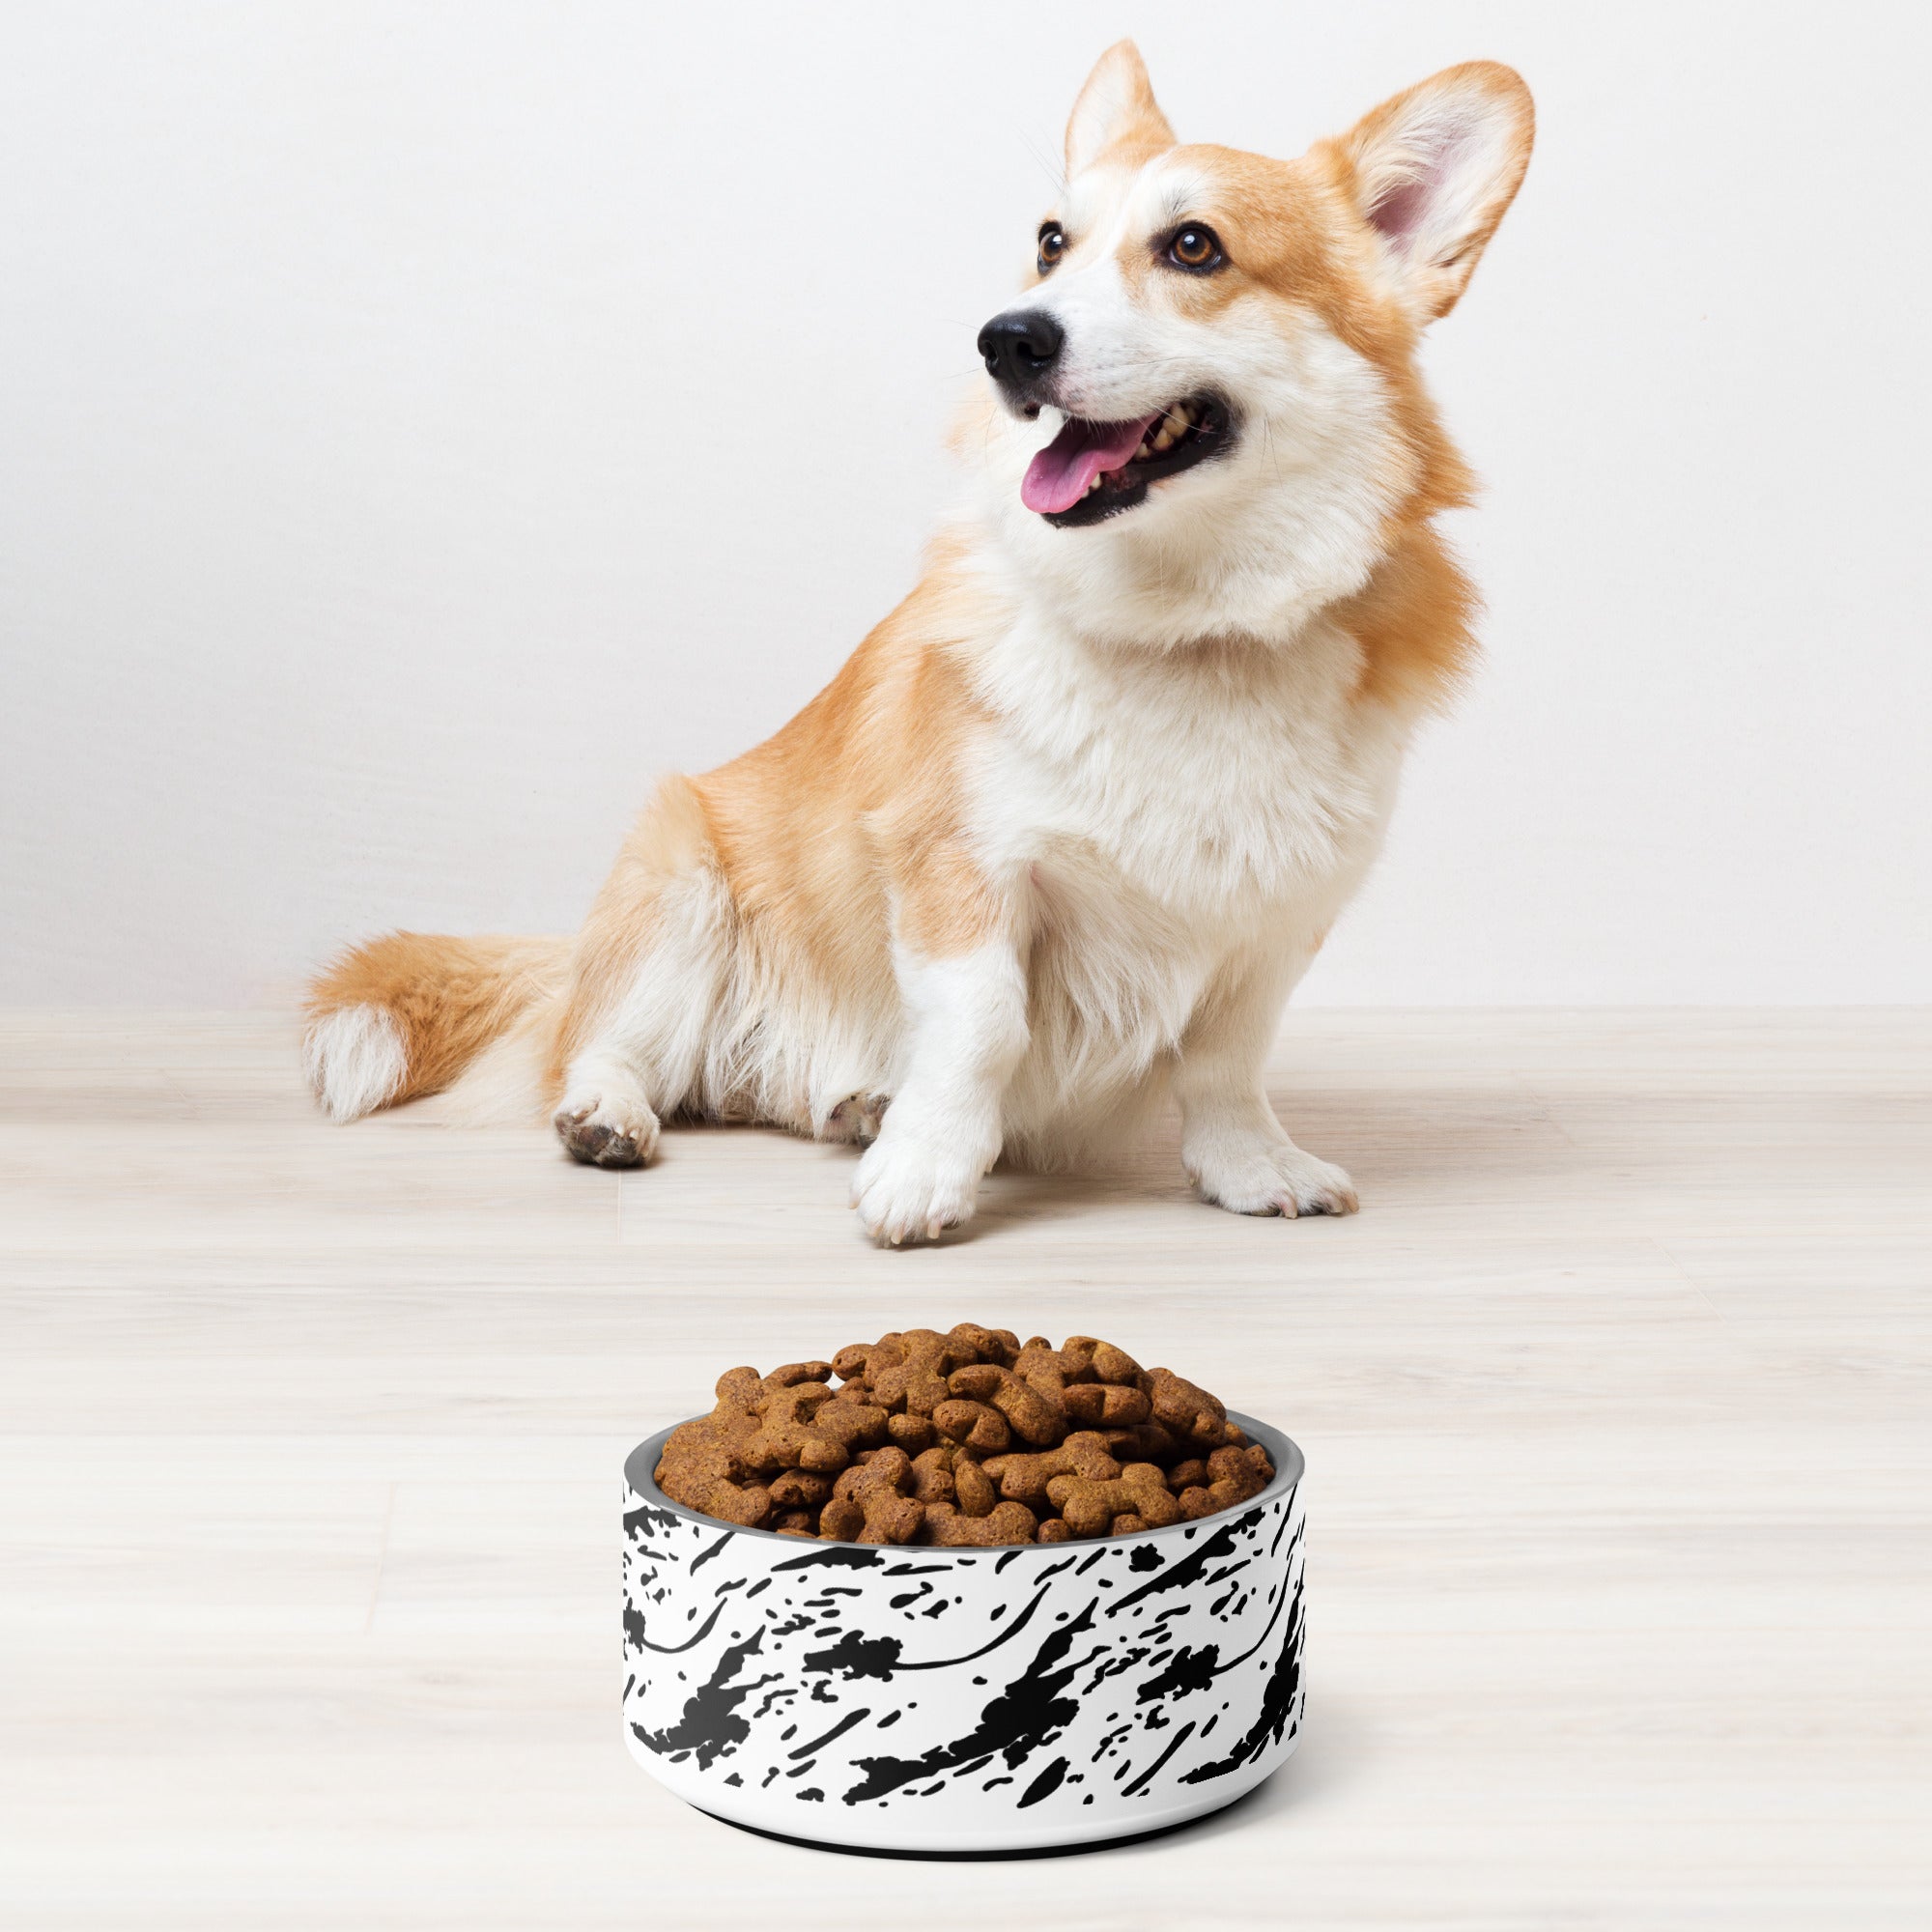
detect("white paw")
[850,1131,982,1245]
[553,1084,661,1170]
[1184,1133,1359,1219]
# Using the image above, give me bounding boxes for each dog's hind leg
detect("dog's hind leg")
[547,778,733,1170]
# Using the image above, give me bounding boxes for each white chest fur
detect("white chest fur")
[960,608,1408,1138]
[966,608,1407,932]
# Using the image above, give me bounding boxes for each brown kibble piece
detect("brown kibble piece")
[819,1446,923,1545]
[1047,1462,1181,1537]
[810,1393,891,1457]
[947,1363,1064,1445]
[658,1464,774,1527]
[980,1431,1122,1504]
[1037,1517,1071,1544]
[1179,1443,1274,1520]
[908,1446,956,1506]
[1144,1367,1230,1447]
[886,1412,936,1454]
[768,1468,832,1510]
[930,1398,1010,1454]
[1013,1338,1077,1406]
[1106,1419,1186,1464]
[869,1328,977,1416]
[1063,1335,1144,1384]
[745,1381,852,1475]
[952,1455,998,1518]
[831,1340,884,1383]
[654,1395,771,1523]
[713,1365,766,1409]
[923,1500,1037,1547]
[1061,1380,1151,1427]
[946,1322,1021,1368]
[765,1360,836,1388]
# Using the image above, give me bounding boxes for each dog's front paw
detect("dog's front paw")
[850,1131,982,1245]
[553,1084,661,1170]
[1185,1132,1358,1219]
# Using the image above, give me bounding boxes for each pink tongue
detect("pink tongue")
[1021,413,1158,515]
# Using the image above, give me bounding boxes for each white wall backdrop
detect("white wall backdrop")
[3,2,1926,1006]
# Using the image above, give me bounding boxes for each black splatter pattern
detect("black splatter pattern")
[620,1421,1307,1834]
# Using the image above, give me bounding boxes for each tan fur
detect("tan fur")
[306,932,565,1105]
[526,538,1014,1129]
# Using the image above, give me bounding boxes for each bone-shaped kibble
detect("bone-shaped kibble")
[658,1461,774,1528]
[1062,1335,1144,1384]
[867,1327,980,1416]
[1009,1337,1149,1426]
[715,1360,833,1411]
[707,1360,844,1469]
[947,1363,1063,1445]
[1060,1380,1151,1427]
[1046,1462,1181,1537]
[980,1431,1122,1504]
[1144,1367,1231,1447]
[1013,1337,1078,1404]
[804,1389,890,1458]
[1106,1418,1186,1464]
[930,1398,1010,1454]
[653,1397,765,1515]
[831,1337,892,1384]
[1177,1443,1273,1520]
[744,1381,854,1475]
[817,1447,923,1545]
[768,1468,832,1510]
[922,1499,1037,1546]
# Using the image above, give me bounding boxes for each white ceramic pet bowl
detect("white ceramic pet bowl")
[621,1413,1306,1856]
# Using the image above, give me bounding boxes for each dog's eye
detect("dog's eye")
[1037,224,1066,273]
[1166,225,1224,273]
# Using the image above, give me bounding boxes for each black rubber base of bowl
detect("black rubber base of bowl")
[696,1788,1249,1861]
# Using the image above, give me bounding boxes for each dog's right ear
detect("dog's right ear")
[1065,41,1177,178]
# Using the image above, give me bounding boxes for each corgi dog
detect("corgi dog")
[304,43,1533,1244]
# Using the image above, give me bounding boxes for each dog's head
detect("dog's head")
[967,43,1533,643]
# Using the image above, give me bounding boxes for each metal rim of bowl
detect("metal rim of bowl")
[625,1407,1303,1554]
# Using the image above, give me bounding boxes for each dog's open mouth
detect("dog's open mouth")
[1021,395,1233,526]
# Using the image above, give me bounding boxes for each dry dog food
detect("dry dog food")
[653,1324,1274,1545]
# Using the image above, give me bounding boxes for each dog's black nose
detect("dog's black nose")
[977,309,1064,392]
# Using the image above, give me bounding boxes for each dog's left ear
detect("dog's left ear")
[1339,62,1534,322]
[1065,41,1177,178]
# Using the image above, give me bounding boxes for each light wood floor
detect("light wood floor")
[1,1009,1926,1928]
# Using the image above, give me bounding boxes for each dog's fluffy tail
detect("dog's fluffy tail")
[302,932,568,1122]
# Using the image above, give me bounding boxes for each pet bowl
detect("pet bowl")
[621,1413,1306,1856]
